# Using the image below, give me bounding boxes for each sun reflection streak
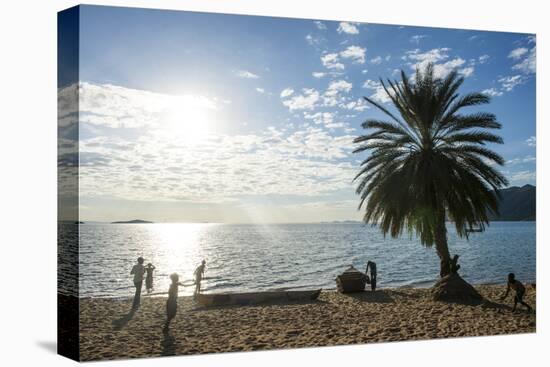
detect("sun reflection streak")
[149,223,216,296]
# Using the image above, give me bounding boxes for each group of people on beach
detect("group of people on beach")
[127,256,532,333]
[361,260,531,313]
[129,257,207,329]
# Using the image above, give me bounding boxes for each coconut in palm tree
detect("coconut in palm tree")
[353,64,508,302]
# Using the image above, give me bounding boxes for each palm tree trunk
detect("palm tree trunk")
[434,210,451,278]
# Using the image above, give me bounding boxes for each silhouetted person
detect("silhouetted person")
[500,273,532,312]
[130,257,146,309]
[194,260,206,295]
[145,263,156,294]
[164,273,185,331]
[449,254,461,274]
[366,261,377,291]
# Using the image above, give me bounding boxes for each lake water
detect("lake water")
[59,222,536,298]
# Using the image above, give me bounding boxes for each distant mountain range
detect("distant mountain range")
[490,184,536,221]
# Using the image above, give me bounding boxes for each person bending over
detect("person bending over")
[500,273,532,313]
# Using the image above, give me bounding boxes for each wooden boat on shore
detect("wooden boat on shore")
[196,289,322,306]
[336,266,368,293]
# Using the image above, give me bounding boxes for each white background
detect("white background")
[0,0,546,365]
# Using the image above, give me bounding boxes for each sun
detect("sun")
[163,95,215,142]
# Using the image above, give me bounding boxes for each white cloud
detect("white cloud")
[508,47,528,60]
[404,48,472,78]
[305,34,323,46]
[341,98,369,111]
[512,46,536,74]
[75,83,360,206]
[362,79,381,89]
[327,80,352,93]
[405,48,450,64]
[506,155,536,166]
[433,58,467,78]
[478,54,490,64]
[410,35,427,44]
[321,53,345,70]
[325,122,348,129]
[312,72,326,78]
[314,20,327,30]
[526,136,536,147]
[280,88,295,98]
[81,128,358,203]
[482,88,503,97]
[459,66,474,77]
[339,45,366,64]
[370,56,382,65]
[323,80,353,107]
[77,82,218,129]
[498,75,525,92]
[509,170,536,183]
[369,86,391,104]
[282,88,320,111]
[304,111,335,125]
[337,22,359,34]
[235,70,259,79]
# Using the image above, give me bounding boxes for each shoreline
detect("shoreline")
[76,281,533,300]
[78,284,536,361]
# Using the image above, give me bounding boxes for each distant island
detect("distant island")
[111,219,154,224]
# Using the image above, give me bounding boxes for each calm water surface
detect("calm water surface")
[60,222,535,298]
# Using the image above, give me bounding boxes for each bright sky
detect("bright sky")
[58,5,536,223]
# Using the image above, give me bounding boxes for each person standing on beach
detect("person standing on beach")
[500,273,533,312]
[194,260,206,295]
[366,261,377,291]
[145,263,156,294]
[164,273,186,331]
[130,257,146,309]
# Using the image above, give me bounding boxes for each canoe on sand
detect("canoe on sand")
[196,289,322,306]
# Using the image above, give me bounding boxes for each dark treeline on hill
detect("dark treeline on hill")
[490,184,536,221]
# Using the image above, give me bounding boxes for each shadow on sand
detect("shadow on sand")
[344,290,395,304]
[112,308,137,331]
[192,298,328,311]
[161,329,176,356]
[480,299,534,314]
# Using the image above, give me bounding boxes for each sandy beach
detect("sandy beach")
[78,284,535,361]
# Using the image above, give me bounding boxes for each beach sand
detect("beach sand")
[78,285,536,361]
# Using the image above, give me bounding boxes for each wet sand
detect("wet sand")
[79,285,536,361]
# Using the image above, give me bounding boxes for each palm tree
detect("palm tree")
[353,64,508,284]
